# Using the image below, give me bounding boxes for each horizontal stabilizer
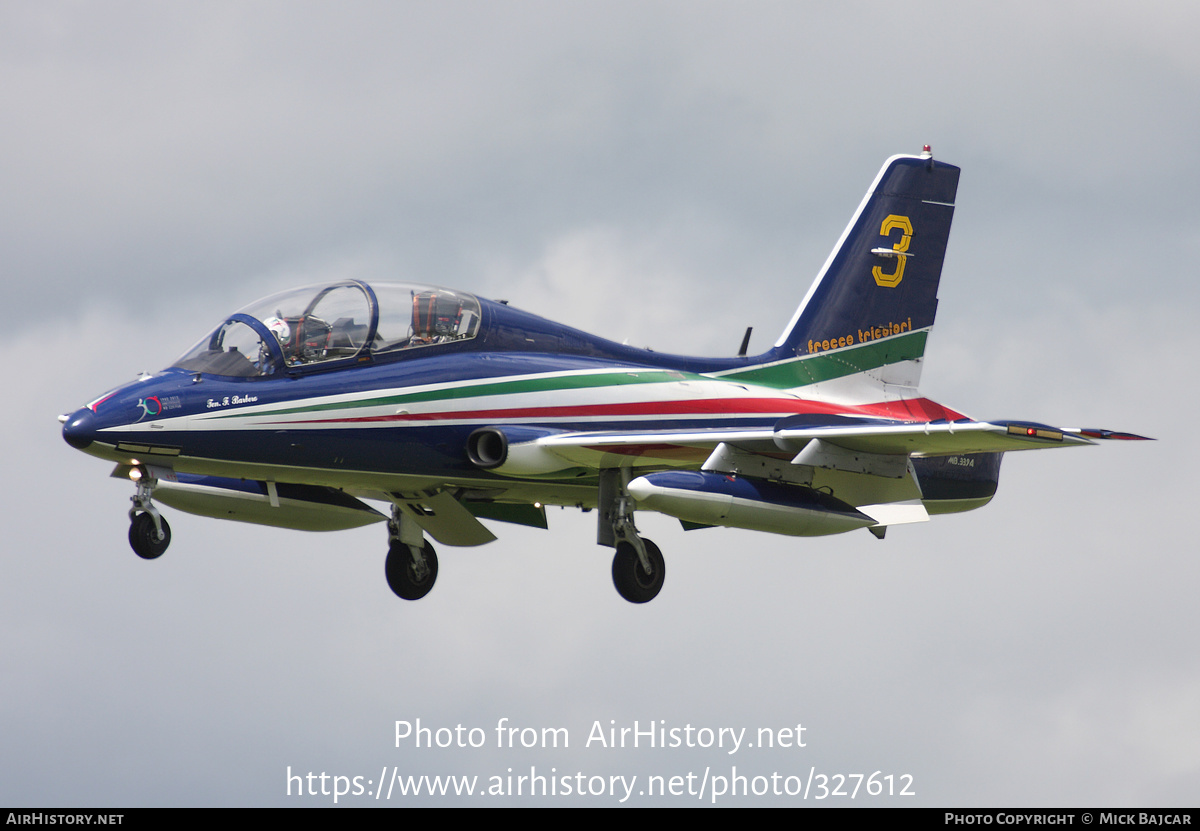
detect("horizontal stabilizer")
[1073,428,1154,441]
[775,419,1100,456]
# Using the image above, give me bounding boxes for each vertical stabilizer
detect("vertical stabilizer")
[726,152,959,398]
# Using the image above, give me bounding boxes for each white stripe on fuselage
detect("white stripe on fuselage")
[95,362,914,437]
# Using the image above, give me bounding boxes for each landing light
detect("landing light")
[128,466,143,482]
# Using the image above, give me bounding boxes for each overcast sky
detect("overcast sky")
[4,0,1195,807]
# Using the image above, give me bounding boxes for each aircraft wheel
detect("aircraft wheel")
[611,539,664,604]
[128,512,171,560]
[385,541,438,600]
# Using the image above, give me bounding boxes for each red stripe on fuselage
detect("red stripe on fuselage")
[260,396,966,426]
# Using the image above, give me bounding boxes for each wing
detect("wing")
[523,418,1150,473]
[515,417,1149,532]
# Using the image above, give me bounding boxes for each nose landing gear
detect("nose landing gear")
[128,473,171,560]
[384,503,438,600]
[385,540,438,600]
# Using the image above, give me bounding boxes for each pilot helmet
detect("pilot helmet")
[263,316,292,345]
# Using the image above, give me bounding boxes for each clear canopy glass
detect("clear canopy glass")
[172,281,482,377]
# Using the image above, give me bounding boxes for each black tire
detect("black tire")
[385,541,438,600]
[129,512,171,560]
[611,539,664,604]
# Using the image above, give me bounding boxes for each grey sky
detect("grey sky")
[4,1,1195,806]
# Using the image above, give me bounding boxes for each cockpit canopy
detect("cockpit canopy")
[172,281,482,378]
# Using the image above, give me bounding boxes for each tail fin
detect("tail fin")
[737,152,960,395]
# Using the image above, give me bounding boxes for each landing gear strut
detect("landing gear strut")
[599,469,665,603]
[128,473,170,560]
[385,504,438,600]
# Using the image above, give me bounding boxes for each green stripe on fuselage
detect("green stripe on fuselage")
[718,330,928,388]
[199,368,698,420]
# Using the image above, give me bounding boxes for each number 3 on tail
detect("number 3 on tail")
[872,214,912,288]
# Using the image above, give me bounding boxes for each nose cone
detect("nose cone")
[62,407,97,450]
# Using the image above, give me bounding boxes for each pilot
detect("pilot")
[263,315,292,348]
[262,315,298,367]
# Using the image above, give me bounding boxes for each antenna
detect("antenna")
[737,327,753,357]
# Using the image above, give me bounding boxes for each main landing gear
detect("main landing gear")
[385,504,438,600]
[612,538,665,604]
[128,472,171,560]
[599,469,665,604]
